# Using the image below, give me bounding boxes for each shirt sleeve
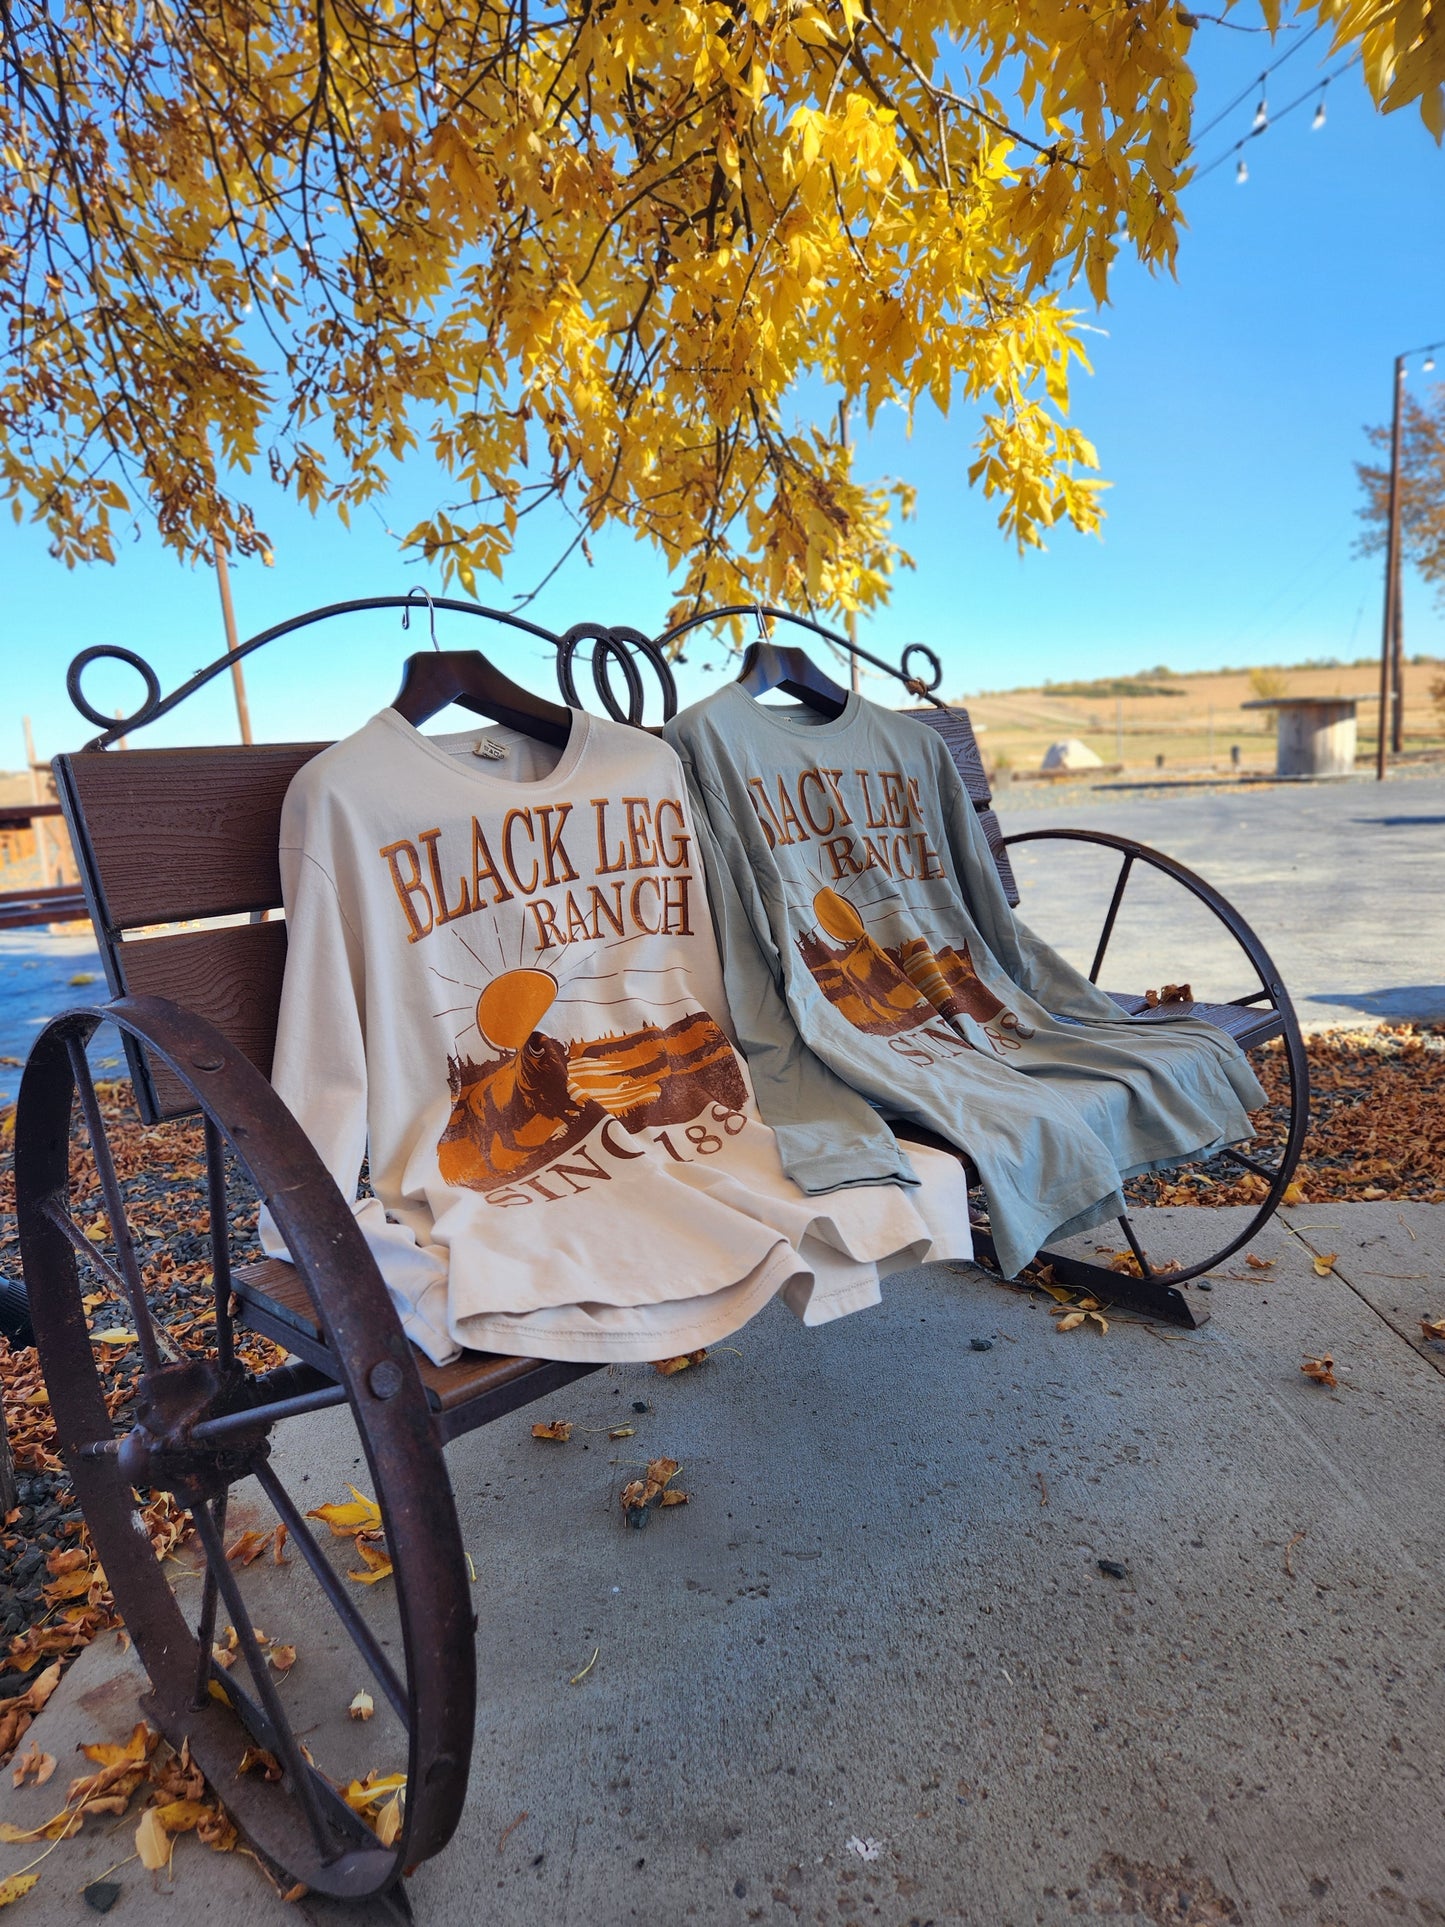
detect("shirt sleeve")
[679,757,920,1195]
[258,840,458,1364]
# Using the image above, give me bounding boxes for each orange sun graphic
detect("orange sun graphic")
[476,968,558,1052]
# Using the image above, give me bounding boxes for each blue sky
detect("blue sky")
[3,17,1443,762]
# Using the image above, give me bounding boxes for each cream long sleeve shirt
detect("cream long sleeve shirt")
[259,707,969,1363]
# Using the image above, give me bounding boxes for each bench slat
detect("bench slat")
[59,744,325,932]
[118,921,288,1119]
[233,1257,561,1414]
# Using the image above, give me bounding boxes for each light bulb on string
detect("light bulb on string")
[1252,80,1269,131]
[1425,355,1438,373]
[1236,157,1249,184]
[1311,93,1327,129]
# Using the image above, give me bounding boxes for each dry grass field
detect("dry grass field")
[956,655,1445,780]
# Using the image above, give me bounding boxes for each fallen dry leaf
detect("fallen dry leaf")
[658,1489,690,1507]
[347,1537,394,1586]
[271,1523,290,1565]
[653,1349,707,1376]
[237,1747,282,1782]
[306,1487,382,1538]
[1301,1354,1338,1387]
[608,1425,635,1439]
[0,1872,40,1907]
[224,1528,273,1567]
[1245,1254,1275,1271]
[342,1771,408,1841]
[530,1420,572,1442]
[1143,983,1192,1008]
[10,1742,56,1788]
[1282,1181,1306,1205]
[1312,1252,1338,1277]
[349,1691,374,1722]
[135,1803,172,1873]
[374,1791,404,1848]
[1421,1315,1445,1342]
[621,1457,683,1524]
[267,1645,298,1676]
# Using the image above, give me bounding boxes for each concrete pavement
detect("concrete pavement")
[995,769,1445,1032]
[4,1203,1443,1925]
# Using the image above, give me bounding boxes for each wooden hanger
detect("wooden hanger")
[735,611,849,720]
[391,589,572,747]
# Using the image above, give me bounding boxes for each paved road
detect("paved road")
[4,1205,1443,1925]
[995,770,1445,1031]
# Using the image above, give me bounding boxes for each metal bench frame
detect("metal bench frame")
[15,601,1307,1901]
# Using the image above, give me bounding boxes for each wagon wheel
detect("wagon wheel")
[994,829,1310,1324]
[15,996,474,1899]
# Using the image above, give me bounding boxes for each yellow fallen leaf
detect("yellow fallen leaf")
[1312,1252,1338,1276]
[22,1389,49,1407]
[375,1791,404,1848]
[1245,1254,1274,1271]
[1054,1310,1086,1332]
[1421,1315,1445,1342]
[653,1349,707,1376]
[659,1489,689,1506]
[135,1804,172,1872]
[267,1644,298,1675]
[272,1523,289,1564]
[78,1723,154,1772]
[306,1487,382,1538]
[347,1537,394,1586]
[342,1771,407,1817]
[92,1328,137,1346]
[1282,1181,1305,1205]
[1301,1354,1337,1387]
[0,1872,40,1906]
[237,1747,282,1782]
[207,1680,231,1707]
[530,1420,572,1441]
[349,1691,374,1721]
[607,1425,635,1439]
[150,1798,213,1833]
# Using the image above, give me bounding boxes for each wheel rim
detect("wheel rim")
[15,1001,475,1898]
[999,828,1311,1297]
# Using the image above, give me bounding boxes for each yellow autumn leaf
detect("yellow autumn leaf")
[1312,1253,1338,1276]
[92,1328,137,1346]
[349,1691,375,1721]
[307,1487,383,1537]
[348,1538,394,1586]
[135,1805,172,1872]
[0,1872,40,1906]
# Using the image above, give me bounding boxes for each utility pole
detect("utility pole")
[1378,338,1442,778]
[213,538,254,745]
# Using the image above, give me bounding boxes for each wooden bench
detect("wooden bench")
[15,607,1307,1901]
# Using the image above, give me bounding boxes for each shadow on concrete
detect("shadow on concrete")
[1308,985,1445,1020]
[1353,814,1445,827]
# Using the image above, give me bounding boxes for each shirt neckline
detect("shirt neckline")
[717,681,864,739]
[376,705,595,790]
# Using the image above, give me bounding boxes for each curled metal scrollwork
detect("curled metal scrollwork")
[66,645,163,734]
[556,622,678,724]
[63,590,937,751]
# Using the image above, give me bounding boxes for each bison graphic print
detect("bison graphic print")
[259,705,960,1367]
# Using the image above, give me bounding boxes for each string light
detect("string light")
[1311,92,1327,130]
[1192,52,1361,184]
[1251,82,1269,132]
[1426,354,1438,373]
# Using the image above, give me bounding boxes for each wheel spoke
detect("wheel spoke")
[251,1460,410,1727]
[189,1499,341,1860]
[1117,1213,1154,1279]
[193,1491,229,1708]
[1089,854,1133,986]
[63,1034,164,1374]
[1220,1145,1282,1182]
[204,1117,236,1370]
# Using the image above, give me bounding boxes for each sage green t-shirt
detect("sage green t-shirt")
[666,686,1267,1277]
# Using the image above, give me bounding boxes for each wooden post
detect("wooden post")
[1376,356,1405,781]
[838,400,861,695]
[213,540,254,746]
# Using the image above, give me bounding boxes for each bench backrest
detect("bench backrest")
[56,706,1013,1125]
